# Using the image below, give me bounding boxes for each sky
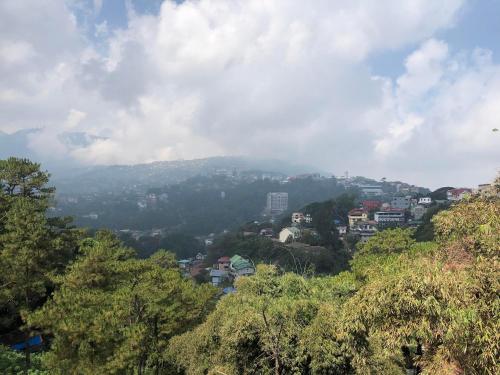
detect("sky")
[0,0,499,188]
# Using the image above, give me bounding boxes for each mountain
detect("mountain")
[53,156,322,194]
[0,128,39,160]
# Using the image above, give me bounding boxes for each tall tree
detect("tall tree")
[29,235,216,374]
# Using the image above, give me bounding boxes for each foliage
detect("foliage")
[0,159,82,334]
[0,345,47,374]
[28,234,216,374]
[168,265,360,374]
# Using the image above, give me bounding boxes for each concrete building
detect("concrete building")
[209,269,227,286]
[391,196,411,210]
[348,208,368,228]
[217,256,231,272]
[337,225,348,236]
[375,210,405,229]
[266,192,288,214]
[418,197,432,205]
[447,188,472,201]
[279,227,301,243]
[359,185,384,197]
[291,212,305,223]
[351,220,378,242]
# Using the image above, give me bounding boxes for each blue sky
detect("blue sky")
[0,0,499,188]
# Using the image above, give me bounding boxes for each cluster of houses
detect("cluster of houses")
[344,187,478,242]
[209,254,256,286]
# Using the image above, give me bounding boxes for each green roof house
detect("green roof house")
[230,255,255,277]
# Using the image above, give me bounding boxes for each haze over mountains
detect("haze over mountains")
[0,129,321,193]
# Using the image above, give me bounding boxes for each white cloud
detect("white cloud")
[1,0,499,188]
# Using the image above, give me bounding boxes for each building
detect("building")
[391,196,411,210]
[230,255,255,277]
[447,188,472,201]
[266,192,288,214]
[374,210,405,229]
[337,225,347,236]
[217,256,231,272]
[291,212,305,223]
[418,197,432,205]
[209,269,227,286]
[177,259,191,270]
[411,205,427,221]
[259,228,274,237]
[351,220,378,242]
[279,227,301,243]
[359,185,383,197]
[348,208,368,228]
[304,214,312,224]
[362,200,382,211]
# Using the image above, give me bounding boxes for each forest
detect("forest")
[0,157,498,374]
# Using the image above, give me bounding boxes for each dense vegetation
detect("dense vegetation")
[56,174,351,235]
[0,157,498,374]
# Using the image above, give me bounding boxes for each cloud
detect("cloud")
[1,0,498,188]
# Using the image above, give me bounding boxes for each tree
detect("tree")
[168,266,361,374]
[28,235,216,374]
[345,196,500,374]
[0,157,53,214]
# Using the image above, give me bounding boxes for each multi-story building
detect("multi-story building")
[359,185,384,197]
[374,210,405,229]
[391,196,411,210]
[351,220,378,242]
[447,188,472,201]
[291,212,305,223]
[418,197,432,205]
[348,208,368,228]
[266,192,288,214]
[362,200,382,211]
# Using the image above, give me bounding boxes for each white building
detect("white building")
[418,197,432,205]
[279,227,301,243]
[374,210,405,228]
[447,188,472,201]
[266,192,288,214]
[291,212,305,223]
[359,185,383,197]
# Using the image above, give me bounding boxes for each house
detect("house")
[418,197,432,205]
[447,188,472,201]
[391,196,411,210]
[304,214,312,224]
[374,210,405,229]
[337,225,347,236]
[217,256,231,272]
[177,259,191,270]
[291,212,305,223]
[209,269,227,286]
[259,228,274,237]
[279,227,301,243]
[351,220,378,242]
[348,208,368,228]
[362,200,381,211]
[230,255,255,277]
